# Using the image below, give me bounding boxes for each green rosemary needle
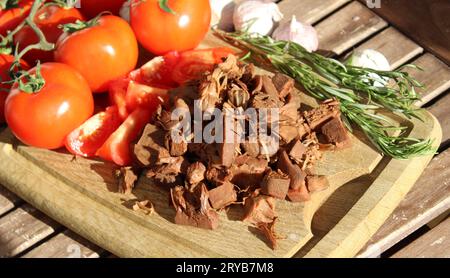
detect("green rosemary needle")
[214,30,435,159]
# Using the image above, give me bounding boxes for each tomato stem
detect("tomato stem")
[158,0,176,15]
[60,12,104,33]
[0,0,19,10]
[6,0,53,93]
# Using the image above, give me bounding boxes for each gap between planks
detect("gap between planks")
[0,204,61,258]
[391,217,450,258]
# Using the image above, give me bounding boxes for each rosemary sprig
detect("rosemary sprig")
[214,30,435,159]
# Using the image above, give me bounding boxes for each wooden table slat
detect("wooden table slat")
[315,1,387,55]
[391,217,450,258]
[404,53,450,107]
[351,27,423,70]
[357,148,450,258]
[0,204,61,257]
[429,92,450,147]
[278,0,350,25]
[0,185,21,217]
[361,0,450,66]
[22,230,103,258]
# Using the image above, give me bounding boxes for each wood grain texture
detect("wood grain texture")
[315,1,387,55]
[429,92,450,146]
[404,53,450,107]
[22,230,102,258]
[0,89,382,257]
[391,217,450,258]
[0,108,440,257]
[277,0,350,25]
[357,148,450,258]
[0,186,20,217]
[0,204,61,257]
[360,0,450,66]
[302,110,442,257]
[350,27,423,70]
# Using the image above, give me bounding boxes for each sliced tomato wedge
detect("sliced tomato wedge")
[65,106,122,158]
[96,107,151,166]
[130,52,180,89]
[109,78,130,120]
[171,47,235,85]
[126,80,168,113]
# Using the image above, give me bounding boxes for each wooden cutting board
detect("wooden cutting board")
[0,0,444,257]
[0,54,441,257]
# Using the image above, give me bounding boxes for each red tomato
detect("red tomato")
[55,15,138,93]
[130,52,180,89]
[14,4,84,64]
[0,54,29,123]
[125,81,168,112]
[0,0,33,36]
[109,78,130,120]
[79,0,125,19]
[65,106,122,157]
[171,47,234,84]
[5,63,94,149]
[130,0,211,55]
[97,107,151,166]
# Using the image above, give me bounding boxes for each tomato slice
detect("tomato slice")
[65,106,122,158]
[96,107,151,166]
[126,81,168,114]
[130,52,180,89]
[171,47,235,85]
[109,78,130,120]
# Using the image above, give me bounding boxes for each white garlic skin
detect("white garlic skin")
[233,0,283,36]
[210,0,236,31]
[347,49,391,87]
[272,16,319,53]
[119,0,131,23]
[347,49,390,71]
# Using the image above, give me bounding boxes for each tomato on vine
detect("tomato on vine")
[0,0,34,36]
[0,53,28,123]
[55,15,138,93]
[130,0,211,55]
[14,2,84,64]
[5,63,94,149]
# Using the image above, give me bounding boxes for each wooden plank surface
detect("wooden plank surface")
[391,217,450,258]
[22,230,102,258]
[351,27,423,70]
[0,204,61,257]
[315,1,387,55]
[0,0,447,258]
[0,186,20,217]
[278,0,350,25]
[357,148,450,257]
[301,109,441,257]
[361,0,450,66]
[429,92,450,147]
[404,53,450,107]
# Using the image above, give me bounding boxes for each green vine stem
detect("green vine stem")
[2,0,56,93]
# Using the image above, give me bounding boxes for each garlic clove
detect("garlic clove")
[347,49,391,87]
[272,16,319,52]
[210,0,236,31]
[346,49,390,71]
[233,0,284,36]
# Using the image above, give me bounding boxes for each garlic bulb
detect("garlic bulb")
[233,0,283,36]
[210,0,236,31]
[272,16,319,52]
[347,49,391,87]
[346,49,390,71]
[119,0,131,23]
